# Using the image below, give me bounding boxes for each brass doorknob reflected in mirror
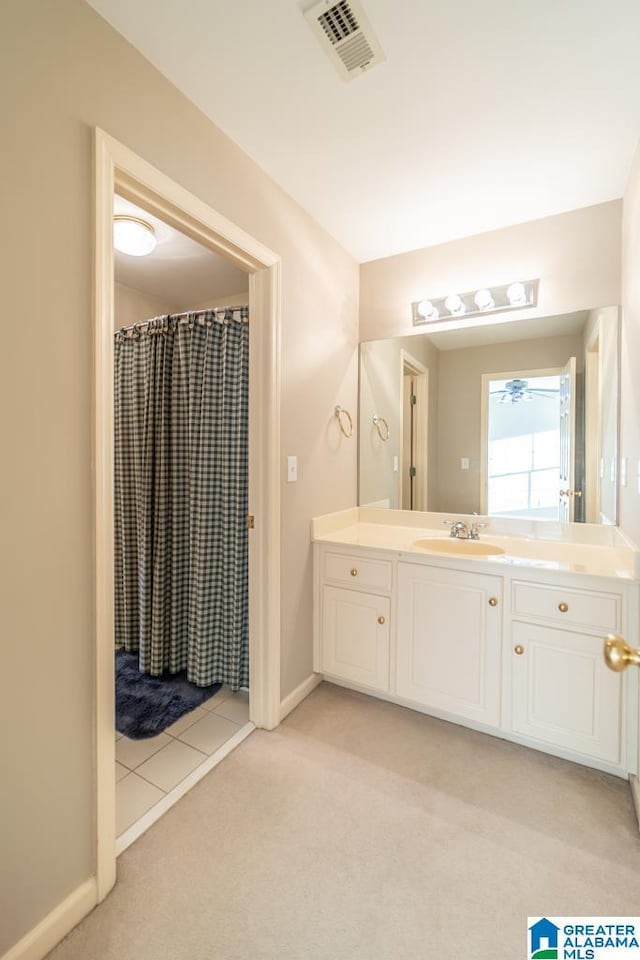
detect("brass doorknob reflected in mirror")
[603,635,640,672]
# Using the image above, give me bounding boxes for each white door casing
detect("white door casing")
[559,356,577,521]
[94,129,281,902]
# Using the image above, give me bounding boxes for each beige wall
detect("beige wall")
[0,1,358,954]
[359,202,622,343]
[621,142,640,545]
[187,292,250,311]
[359,335,438,508]
[435,335,585,514]
[114,282,178,329]
[114,284,250,329]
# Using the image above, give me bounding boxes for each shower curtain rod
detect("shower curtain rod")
[116,305,249,338]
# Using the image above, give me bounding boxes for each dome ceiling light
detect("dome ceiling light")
[113,215,157,257]
[412,279,538,327]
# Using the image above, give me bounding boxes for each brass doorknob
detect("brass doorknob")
[377,616,386,625]
[603,635,640,672]
[558,602,569,613]
[488,597,498,607]
[350,568,358,577]
[514,645,524,655]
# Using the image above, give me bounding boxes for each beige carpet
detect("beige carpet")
[49,683,640,960]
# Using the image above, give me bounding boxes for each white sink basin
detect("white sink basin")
[412,538,505,557]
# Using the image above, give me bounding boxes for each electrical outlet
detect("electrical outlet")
[287,456,297,482]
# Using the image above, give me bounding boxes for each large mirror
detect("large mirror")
[359,306,620,524]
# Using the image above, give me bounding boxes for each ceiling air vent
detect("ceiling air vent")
[304,0,386,82]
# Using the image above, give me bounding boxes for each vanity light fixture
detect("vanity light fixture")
[412,279,538,327]
[113,215,157,257]
[507,281,527,306]
[444,293,465,316]
[474,288,495,311]
[416,299,439,321]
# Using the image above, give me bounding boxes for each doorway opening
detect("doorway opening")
[112,194,254,848]
[399,351,428,511]
[94,130,281,901]
[480,363,577,520]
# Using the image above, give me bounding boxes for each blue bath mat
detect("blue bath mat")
[115,650,222,739]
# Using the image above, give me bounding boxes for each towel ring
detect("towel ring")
[372,414,390,442]
[334,405,353,438]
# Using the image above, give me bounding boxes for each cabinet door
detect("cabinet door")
[396,563,502,726]
[322,586,390,692]
[511,621,622,763]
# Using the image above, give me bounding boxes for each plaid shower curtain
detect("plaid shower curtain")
[114,308,249,690]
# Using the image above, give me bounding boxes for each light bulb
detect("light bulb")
[444,293,465,316]
[417,299,439,321]
[113,216,157,257]
[474,288,494,311]
[507,281,527,306]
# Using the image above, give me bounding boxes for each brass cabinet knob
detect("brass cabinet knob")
[514,644,524,655]
[377,616,386,625]
[488,597,498,607]
[603,635,640,672]
[350,568,358,577]
[558,602,569,613]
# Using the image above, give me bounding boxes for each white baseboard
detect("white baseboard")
[280,672,323,721]
[630,775,640,832]
[2,878,97,960]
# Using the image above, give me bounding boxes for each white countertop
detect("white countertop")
[312,510,640,580]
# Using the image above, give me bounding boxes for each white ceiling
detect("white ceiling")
[89,0,640,263]
[114,196,248,305]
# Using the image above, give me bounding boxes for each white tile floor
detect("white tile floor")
[115,685,249,837]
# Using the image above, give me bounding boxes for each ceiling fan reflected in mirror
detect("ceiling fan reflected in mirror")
[491,378,560,404]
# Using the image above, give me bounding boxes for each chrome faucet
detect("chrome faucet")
[444,519,487,540]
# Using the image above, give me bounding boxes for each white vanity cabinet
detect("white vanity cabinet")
[509,580,624,765]
[395,562,503,727]
[317,550,392,693]
[313,533,638,778]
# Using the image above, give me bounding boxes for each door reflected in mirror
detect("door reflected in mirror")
[359,306,620,524]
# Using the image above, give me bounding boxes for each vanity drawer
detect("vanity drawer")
[322,551,392,593]
[512,580,621,633]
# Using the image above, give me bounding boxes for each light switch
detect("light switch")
[287,456,298,482]
[461,457,469,470]
[393,455,399,472]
